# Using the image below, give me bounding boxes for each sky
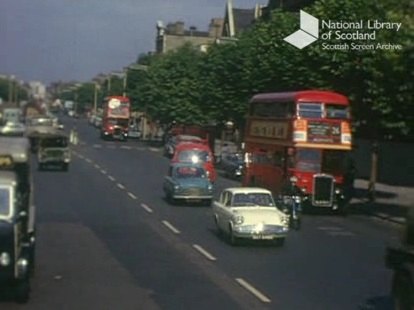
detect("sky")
[0,0,267,84]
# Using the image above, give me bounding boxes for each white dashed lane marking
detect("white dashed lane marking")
[140,203,153,213]
[117,183,125,190]
[235,278,271,303]
[128,192,137,200]
[162,220,180,234]
[193,244,217,261]
[108,176,116,182]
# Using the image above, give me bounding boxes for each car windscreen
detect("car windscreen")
[233,193,275,207]
[174,166,205,178]
[41,137,68,147]
[0,187,11,217]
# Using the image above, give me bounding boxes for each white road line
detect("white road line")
[117,183,125,190]
[78,154,85,159]
[135,147,146,151]
[94,164,101,169]
[235,278,271,303]
[192,244,217,261]
[128,192,137,200]
[85,158,93,163]
[140,203,153,213]
[100,169,107,175]
[93,144,102,148]
[108,175,116,182]
[107,145,116,149]
[120,146,132,150]
[149,147,160,152]
[162,220,180,234]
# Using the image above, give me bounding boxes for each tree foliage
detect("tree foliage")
[125,0,412,141]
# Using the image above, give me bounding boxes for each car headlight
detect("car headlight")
[207,184,213,191]
[335,188,341,194]
[233,215,244,225]
[282,215,290,226]
[174,184,180,191]
[0,252,11,266]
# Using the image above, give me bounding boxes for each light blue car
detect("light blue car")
[163,162,214,206]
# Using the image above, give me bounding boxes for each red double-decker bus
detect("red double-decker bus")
[100,96,131,141]
[242,90,354,213]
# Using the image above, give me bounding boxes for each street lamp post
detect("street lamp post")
[8,75,15,104]
[93,83,100,113]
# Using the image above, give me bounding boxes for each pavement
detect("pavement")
[350,179,413,225]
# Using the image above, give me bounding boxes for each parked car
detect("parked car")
[163,162,214,206]
[171,142,217,182]
[0,121,26,136]
[220,151,245,179]
[164,134,205,158]
[128,124,142,139]
[0,137,35,303]
[212,187,289,246]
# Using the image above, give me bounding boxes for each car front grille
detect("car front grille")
[180,188,205,196]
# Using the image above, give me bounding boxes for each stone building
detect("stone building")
[155,18,224,54]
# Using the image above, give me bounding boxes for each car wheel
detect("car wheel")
[228,226,238,246]
[166,193,175,205]
[62,163,69,172]
[15,278,30,304]
[214,216,223,235]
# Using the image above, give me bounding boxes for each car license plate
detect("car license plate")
[252,235,273,240]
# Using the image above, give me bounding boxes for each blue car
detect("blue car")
[163,163,214,206]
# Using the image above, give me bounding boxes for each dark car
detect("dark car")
[220,152,245,179]
[37,132,70,171]
[0,137,35,303]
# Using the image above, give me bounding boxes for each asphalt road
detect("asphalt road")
[0,116,403,309]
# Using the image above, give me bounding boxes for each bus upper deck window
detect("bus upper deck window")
[297,103,323,118]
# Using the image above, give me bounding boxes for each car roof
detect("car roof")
[175,142,211,151]
[0,171,17,186]
[0,137,30,163]
[176,135,202,140]
[224,187,273,195]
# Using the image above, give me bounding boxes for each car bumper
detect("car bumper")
[39,157,70,163]
[173,194,213,200]
[233,225,288,240]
